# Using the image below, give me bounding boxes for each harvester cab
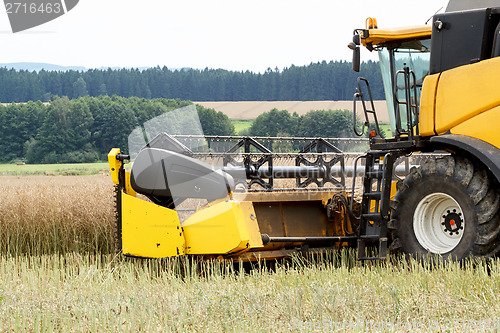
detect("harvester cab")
[351,0,500,144]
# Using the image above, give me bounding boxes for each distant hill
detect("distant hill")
[0,62,86,72]
[0,62,190,72]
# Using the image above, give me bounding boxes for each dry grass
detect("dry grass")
[0,175,115,255]
[0,251,498,331]
[0,176,499,331]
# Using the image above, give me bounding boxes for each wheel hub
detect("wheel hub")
[413,193,465,254]
[442,210,463,235]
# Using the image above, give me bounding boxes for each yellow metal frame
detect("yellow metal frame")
[108,148,136,196]
[417,57,500,149]
[108,148,122,185]
[360,25,432,47]
[108,147,266,259]
[418,73,440,137]
[119,192,265,258]
[434,57,500,135]
[451,106,500,149]
[124,172,136,197]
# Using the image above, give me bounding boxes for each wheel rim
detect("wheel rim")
[413,192,465,254]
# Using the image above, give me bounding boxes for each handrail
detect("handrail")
[353,77,382,137]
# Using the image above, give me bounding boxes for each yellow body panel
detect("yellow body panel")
[451,106,500,149]
[121,191,185,258]
[361,25,431,47]
[182,201,263,255]
[435,57,500,134]
[108,148,121,185]
[419,73,440,137]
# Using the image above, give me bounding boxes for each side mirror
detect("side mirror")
[348,33,361,72]
[352,47,360,72]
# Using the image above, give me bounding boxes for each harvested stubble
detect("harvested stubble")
[0,175,115,255]
[1,176,499,331]
[0,251,498,331]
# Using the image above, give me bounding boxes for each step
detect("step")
[357,237,388,260]
[361,213,382,222]
[358,235,383,240]
[363,191,382,199]
[366,170,384,179]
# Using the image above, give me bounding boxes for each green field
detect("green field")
[0,162,110,176]
[231,119,253,135]
[379,122,392,137]
[231,118,393,138]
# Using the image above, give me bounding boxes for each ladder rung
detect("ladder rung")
[364,192,382,199]
[359,235,382,240]
[366,170,383,179]
[361,213,382,222]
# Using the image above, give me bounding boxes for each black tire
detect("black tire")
[391,155,500,260]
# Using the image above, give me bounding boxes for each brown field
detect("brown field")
[194,100,390,122]
[0,175,115,255]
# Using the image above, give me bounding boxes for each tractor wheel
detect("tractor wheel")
[391,155,500,260]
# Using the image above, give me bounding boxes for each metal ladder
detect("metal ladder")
[351,72,417,260]
[354,150,398,260]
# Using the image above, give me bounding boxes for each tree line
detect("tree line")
[0,95,371,164]
[0,96,236,164]
[248,108,386,142]
[248,108,354,138]
[0,61,383,103]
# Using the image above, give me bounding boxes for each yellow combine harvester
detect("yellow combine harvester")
[109,0,500,261]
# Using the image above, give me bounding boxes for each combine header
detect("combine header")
[109,131,371,261]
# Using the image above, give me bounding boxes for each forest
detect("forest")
[0,61,383,102]
[1,97,199,163]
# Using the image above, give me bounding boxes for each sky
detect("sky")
[0,0,449,72]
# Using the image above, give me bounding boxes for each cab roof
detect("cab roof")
[360,25,432,47]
